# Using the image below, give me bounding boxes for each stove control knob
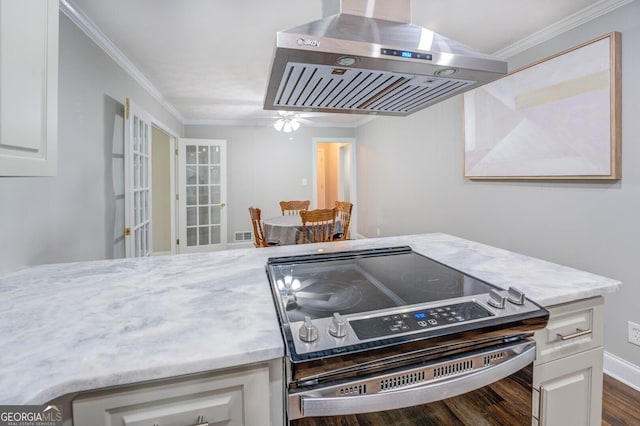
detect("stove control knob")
[507,287,526,305]
[329,312,347,338]
[299,316,319,343]
[488,289,506,309]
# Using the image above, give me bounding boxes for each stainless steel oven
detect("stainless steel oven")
[266,246,549,425]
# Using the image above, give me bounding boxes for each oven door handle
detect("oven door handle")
[299,344,535,418]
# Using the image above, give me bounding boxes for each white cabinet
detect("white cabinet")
[533,347,603,426]
[532,297,604,426]
[0,0,58,176]
[73,362,277,426]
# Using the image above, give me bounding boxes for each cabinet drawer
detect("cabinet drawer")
[534,297,603,365]
[532,347,604,425]
[72,364,270,426]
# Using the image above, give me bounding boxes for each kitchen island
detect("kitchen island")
[0,233,620,424]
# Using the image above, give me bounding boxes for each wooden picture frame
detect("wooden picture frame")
[464,32,621,180]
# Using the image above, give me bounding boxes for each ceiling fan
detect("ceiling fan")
[270,110,327,133]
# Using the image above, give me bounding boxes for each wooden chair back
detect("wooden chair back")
[300,208,336,243]
[280,200,310,216]
[248,206,268,248]
[334,201,353,240]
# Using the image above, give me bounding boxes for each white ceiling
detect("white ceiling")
[63,0,626,128]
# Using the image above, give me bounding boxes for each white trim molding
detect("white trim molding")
[182,117,369,128]
[493,0,634,59]
[59,0,184,123]
[604,351,640,392]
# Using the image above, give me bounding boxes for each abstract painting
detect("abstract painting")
[464,32,620,179]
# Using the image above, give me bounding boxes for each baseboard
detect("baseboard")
[226,241,254,249]
[604,351,640,391]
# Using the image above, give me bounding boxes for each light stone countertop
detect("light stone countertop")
[0,233,621,405]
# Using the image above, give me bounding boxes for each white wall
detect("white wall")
[184,125,355,243]
[356,1,640,367]
[0,14,182,275]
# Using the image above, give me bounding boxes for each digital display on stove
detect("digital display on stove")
[350,302,494,340]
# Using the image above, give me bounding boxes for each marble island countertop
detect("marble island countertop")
[0,233,621,405]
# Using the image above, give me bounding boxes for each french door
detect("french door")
[124,98,152,257]
[177,138,227,253]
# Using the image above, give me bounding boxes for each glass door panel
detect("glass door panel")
[124,98,153,257]
[178,139,227,253]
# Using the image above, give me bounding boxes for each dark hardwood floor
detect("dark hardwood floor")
[602,374,640,426]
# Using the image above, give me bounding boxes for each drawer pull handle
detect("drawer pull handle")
[193,415,209,426]
[557,328,592,341]
[154,415,209,426]
[538,385,545,421]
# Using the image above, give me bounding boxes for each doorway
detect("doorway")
[150,134,228,255]
[151,126,173,255]
[312,137,357,238]
[122,98,179,258]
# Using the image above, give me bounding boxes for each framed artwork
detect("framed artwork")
[464,32,621,180]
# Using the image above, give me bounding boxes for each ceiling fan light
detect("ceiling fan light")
[273,112,301,133]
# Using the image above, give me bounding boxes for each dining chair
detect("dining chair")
[300,208,336,243]
[334,201,353,240]
[280,200,310,216]
[248,206,278,248]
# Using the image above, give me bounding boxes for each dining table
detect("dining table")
[262,214,343,245]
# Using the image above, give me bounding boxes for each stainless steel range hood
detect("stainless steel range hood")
[263,0,507,116]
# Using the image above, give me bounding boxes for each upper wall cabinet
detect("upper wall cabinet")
[0,0,58,176]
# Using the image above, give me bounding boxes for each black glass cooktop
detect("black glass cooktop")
[266,246,497,323]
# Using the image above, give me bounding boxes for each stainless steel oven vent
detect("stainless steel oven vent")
[433,359,474,379]
[483,351,506,367]
[380,371,426,391]
[338,384,367,396]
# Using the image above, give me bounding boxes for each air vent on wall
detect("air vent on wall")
[234,231,253,242]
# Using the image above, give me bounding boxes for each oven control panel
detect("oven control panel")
[350,302,493,340]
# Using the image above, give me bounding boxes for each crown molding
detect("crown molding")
[183,119,282,127]
[182,118,363,128]
[492,0,633,59]
[59,0,184,123]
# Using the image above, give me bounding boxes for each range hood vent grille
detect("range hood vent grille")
[274,63,475,114]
